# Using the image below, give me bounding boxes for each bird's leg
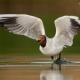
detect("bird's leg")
[51,56,54,60]
[54,53,62,64]
[50,56,54,69]
[56,53,62,70]
[54,53,69,65]
[58,52,61,60]
[50,55,62,69]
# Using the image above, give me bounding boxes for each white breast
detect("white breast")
[39,37,64,56]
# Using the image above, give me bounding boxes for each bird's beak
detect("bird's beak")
[36,36,41,42]
[37,38,41,43]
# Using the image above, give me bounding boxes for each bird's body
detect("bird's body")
[40,36,64,56]
[0,14,80,61]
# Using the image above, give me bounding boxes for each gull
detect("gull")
[0,14,80,63]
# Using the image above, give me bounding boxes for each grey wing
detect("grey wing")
[0,14,45,40]
[54,16,80,46]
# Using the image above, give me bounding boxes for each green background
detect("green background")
[0,0,80,55]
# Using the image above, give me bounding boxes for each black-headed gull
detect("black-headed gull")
[0,14,80,63]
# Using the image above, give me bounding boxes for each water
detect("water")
[0,55,80,80]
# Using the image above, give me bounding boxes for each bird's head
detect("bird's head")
[37,35,46,47]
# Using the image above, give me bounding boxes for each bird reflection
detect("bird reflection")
[40,65,73,80]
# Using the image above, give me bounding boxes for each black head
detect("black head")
[37,35,46,47]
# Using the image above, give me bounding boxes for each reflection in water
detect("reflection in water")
[40,65,73,80]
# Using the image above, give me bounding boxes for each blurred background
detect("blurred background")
[0,0,80,55]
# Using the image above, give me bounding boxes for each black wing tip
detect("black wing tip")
[70,18,80,27]
[0,17,17,27]
[70,18,80,30]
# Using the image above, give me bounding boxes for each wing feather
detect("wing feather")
[0,14,45,40]
[54,16,80,46]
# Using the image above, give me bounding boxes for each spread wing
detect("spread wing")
[54,16,80,46]
[0,14,45,40]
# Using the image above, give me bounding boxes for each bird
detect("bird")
[0,14,80,63]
